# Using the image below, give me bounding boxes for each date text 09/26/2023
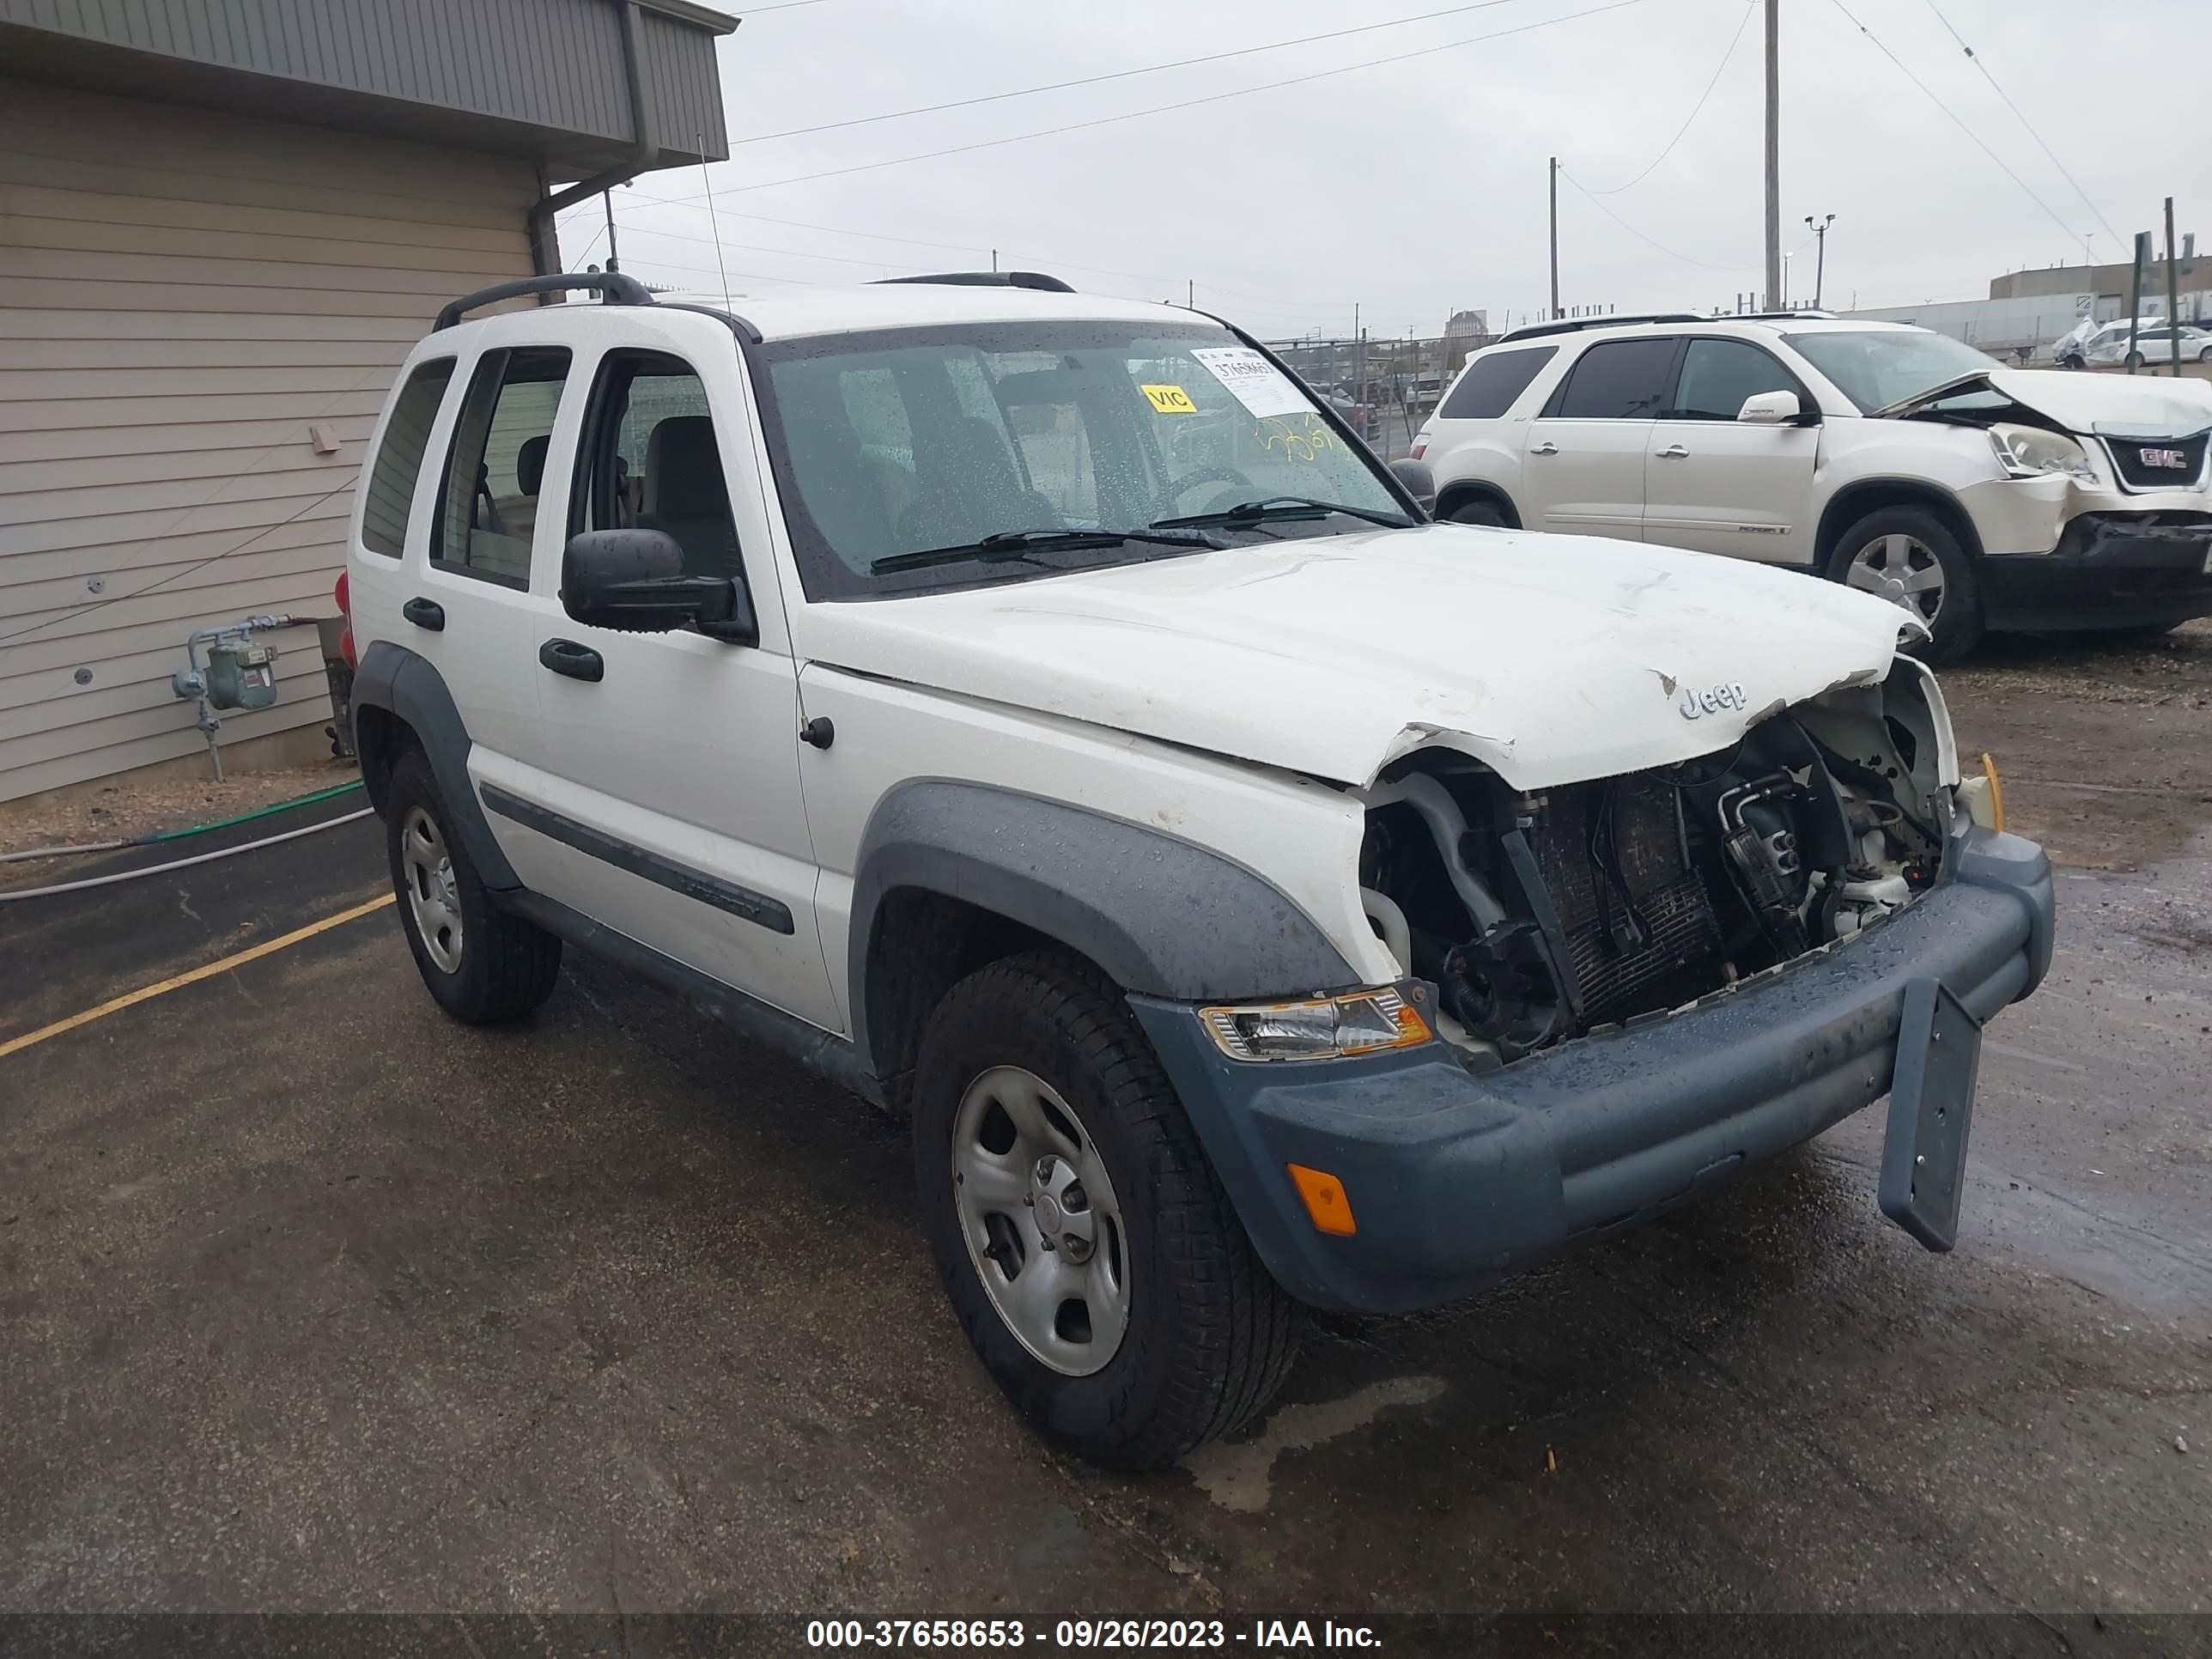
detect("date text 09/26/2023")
[805,1619,1382,1650]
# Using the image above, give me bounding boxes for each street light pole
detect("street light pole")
[1763,0,1780,310]
[1805,213,1835,309]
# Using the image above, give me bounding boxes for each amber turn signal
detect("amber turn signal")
[1287,1164,1357,1237]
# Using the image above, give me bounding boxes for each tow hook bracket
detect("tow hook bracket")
[1879,978,1984,1253]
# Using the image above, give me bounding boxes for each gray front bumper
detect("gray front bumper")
[1131,826,2054,1315]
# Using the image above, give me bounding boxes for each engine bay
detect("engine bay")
[1358,675,1953,1066]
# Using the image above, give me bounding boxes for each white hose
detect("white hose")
[1,838,130,864]
[0,808,374,902]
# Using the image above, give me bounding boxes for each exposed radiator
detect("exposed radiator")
[1532,773,1726,1027]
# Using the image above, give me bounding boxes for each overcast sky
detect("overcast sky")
[555,0,2197,341]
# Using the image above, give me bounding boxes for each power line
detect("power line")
[1559,167,1763,272]
[643,0,1654,207]
[1822,0,2091,259]
[1917,0,2124,250]
[726,0,1531,147]
[734,0,833,14]
[1584,0,1754,194]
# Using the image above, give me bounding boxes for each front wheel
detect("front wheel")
[911,951,1301,1468]
[2126,350,2148,369]
[1446,497,1509,528]
[1826,506,1983,663]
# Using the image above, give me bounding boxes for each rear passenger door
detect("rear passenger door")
[504,322,839,1034]
[399,343,572,811]
[1641,337,1820,564]
[1520,337,1680,540]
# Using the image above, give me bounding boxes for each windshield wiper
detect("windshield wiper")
[871,526,1218,575]
[1152,495,1413,531]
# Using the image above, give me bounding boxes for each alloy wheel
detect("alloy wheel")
[400,805,464,973]
[1846,532,1946,626]
[950,1065,1130,1376]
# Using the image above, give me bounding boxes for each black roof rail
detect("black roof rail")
[1497,312,1702,343]
[433,272,655,331]
[1735,308,1837,322]
[874,270,1077,293]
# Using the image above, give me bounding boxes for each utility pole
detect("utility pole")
[991,248,998,272]
[2127,231,2149,374]
[1548,157,1560,319]
[2165,198,2182,377]
[1187,277,1194,308]
[603,187,620,273]
[1805,214,1834,308]
[1763,0,1780,310]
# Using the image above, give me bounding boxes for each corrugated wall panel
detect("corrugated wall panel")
[639,8,726,159]
[0,78,538,803]
[0,0,661,147]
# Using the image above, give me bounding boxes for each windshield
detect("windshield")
[1784,330,2002,414]
[753,320,1408,598]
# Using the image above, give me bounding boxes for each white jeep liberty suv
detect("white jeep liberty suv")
[344,271,2055,1468]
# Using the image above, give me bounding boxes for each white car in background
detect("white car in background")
[2059,317,2212,369]
[1416,315,2212,659]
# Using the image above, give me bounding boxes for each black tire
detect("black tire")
[384,747,561,1024]
[2126,350,2147,369]
[1446,497,1509,528]
[2061,355,2086,370]
[912,951,1302,1469]
[2198,346,2212,364]
[1824,505,1983,664]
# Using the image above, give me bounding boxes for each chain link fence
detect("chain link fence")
[1261,332,1490,460]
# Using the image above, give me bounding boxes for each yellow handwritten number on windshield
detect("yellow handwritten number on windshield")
[1257,415,1337,462]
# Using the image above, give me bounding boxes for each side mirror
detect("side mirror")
[1738,389,1808,425]
[1388,457,1436,514]
[561,528,758,645]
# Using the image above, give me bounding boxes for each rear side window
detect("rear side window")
[1668,339,1803,420]
[1546,338,1680,420]
[433,347,571,586]
[1437,346,1558,419]
[360,358,453,556]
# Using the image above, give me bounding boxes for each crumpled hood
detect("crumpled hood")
[1898,367,2212,434]
[797,525,1912,789]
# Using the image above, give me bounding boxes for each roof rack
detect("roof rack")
[874,271,1077,294]
[1497,312,1701,343]
[434,272,654,331]
[1735,309,1837,322]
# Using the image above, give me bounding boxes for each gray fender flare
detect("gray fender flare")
[846,780,1359,1079]
[349,640,520,890]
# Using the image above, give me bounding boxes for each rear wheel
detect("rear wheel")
[2198,345,2212,364]
[911,951,1301,1469]
[2126,349,2148,369]
[385,749,561,1024]
[1826,506,1982,663]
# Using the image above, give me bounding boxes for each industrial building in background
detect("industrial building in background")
[0,0,732,805]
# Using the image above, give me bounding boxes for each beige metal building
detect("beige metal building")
[0,0,732,804]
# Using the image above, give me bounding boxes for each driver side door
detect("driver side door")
[495,317,839,1032]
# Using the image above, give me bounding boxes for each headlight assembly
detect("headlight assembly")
[1989,422,2094,482]
[1199,987,1431,1062]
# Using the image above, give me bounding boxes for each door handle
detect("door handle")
[402,596,445,631]
[1656,444,1691,459]
[1529,441,1559,455]
[538,638,605,684]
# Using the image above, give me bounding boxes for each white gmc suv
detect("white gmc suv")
[343,272,2053,1468]
[1417,314,2212,659]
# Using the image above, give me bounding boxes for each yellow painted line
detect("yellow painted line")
[0,891,394,1062]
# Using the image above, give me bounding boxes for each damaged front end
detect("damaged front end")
[1358,660,1959,1067]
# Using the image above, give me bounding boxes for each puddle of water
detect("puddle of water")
[1182,1375,1446,1514]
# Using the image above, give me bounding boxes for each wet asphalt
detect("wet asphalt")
[0,769,2207,1644]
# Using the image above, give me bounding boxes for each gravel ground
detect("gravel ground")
[1943,618,2212,872]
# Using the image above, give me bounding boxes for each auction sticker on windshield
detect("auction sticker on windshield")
[1141,384,1199,414]
[1190,346,1310,418]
